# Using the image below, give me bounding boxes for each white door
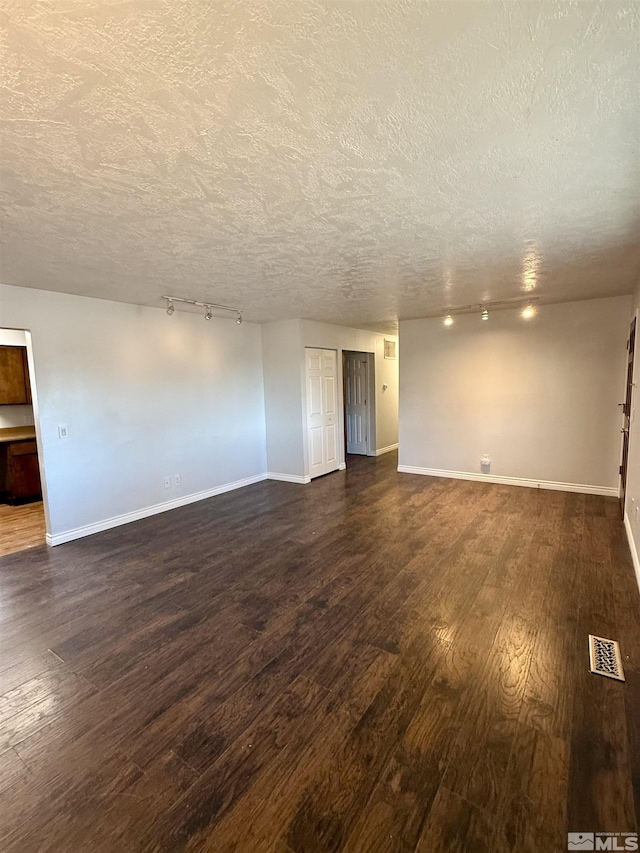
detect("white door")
[306,348,339,479]
[344,352,369,455]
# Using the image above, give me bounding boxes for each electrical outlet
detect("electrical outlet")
[163,476,171,490]
[58,424,68,439]
[174,474,181,487]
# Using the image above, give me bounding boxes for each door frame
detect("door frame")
[620,315,637,517]
[0,327,52,541]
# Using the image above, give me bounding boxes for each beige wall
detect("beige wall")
[399,296,630,492]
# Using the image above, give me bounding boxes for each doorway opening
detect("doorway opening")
[343,350,376,466]
[0,328,47,556]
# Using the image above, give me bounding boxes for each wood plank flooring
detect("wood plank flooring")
[0,452,638,852]
[0,501,46,557]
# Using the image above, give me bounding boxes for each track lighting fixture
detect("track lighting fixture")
[521,302,535,319]
[435,297,539,324]
[163,296,243,324]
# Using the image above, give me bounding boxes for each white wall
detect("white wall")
[261,320,306,480]
[399,296,630,493]
[0,284,267,543]
[0,328,34,428]
[261,318,399,480]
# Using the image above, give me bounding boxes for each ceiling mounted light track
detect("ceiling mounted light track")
[441,296,540,326]
[163,295,243,325]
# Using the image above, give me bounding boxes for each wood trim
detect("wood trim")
[397,464,617,497]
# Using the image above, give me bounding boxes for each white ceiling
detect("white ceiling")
[1,1,639,331]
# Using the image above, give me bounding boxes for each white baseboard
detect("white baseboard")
[46,473,268,546]
[267,472,311,484]
[624,513,640,595]
[376,443,399,457]
[396,465,617,497]
[338,462,346,470]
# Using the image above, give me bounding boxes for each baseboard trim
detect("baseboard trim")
[624,513,640,595]
[396,465,617,497]
[338,462,346,471]
[46,473,268,546]
[376,443,399,457]
[267,472,311,484]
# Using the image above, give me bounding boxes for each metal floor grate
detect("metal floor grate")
[588,634,625,682]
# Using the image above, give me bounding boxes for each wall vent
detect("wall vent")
[384,339,396,360]
[588,635,625,681]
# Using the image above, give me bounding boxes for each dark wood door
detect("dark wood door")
[620,317,636,516]
[0,345,29,405]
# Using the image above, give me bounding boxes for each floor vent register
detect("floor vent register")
[588,634,625,682]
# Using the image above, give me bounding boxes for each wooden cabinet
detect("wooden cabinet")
[0,439,42,504]
[7,441,41,502]
[0,346,30,405]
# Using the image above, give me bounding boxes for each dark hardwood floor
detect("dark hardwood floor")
[0,452,638,852]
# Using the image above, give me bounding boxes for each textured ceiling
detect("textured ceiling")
[1,1,639,330]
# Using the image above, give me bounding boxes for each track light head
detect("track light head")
[444,314,453,327]
[521,302,535,319]
[481,308,489,321]
[163,296,242,324]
